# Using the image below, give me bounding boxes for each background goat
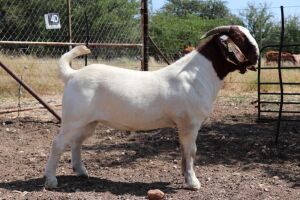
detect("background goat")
[265,50,297,65]
[45,25,259,190]
[293,54,300,65]
[182,43,196,55]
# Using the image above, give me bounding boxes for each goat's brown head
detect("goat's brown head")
[197,25,259,80]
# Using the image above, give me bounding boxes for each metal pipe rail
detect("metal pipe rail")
[260,92,300,95]
[260,101,300,104]
[259,82,300,85]
[260,110,300,114]
[0,41,142,48]
[260,66,300,70]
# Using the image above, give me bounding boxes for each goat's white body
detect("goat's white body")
[45,46,223,190]
[61,50,223,131]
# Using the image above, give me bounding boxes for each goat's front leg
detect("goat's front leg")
[178,125,201,190]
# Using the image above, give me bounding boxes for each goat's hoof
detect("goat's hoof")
[73,166,89,177]
[186,178,201,190]
[44,177,58,189]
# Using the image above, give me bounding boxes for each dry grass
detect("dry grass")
[1,54,299,98]
[0,55,143,97]
[0,54,63,97]
[257,58,300,93]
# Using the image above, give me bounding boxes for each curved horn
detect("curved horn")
[203,25,232,37]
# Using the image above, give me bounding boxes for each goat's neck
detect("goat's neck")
[163,51,224,100]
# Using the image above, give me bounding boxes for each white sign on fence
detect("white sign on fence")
[44,13,61,29]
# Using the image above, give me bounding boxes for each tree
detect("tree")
[72,0,140,43]
[162,0,203,17]
[282,15,300,53]
[149,0,242,60]
[240,3,300,53]
[239,2,275,47]
[162,0,230,19]
[198,0,230,19]
[150,13,239,60]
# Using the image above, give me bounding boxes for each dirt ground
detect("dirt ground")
[0,94,299,199]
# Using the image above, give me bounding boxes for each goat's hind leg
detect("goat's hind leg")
[71,122,97,177]
[44,129,69,188]
[44,122,96,189]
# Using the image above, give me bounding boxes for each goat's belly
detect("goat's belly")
[93,93,174,131]
[97,115,175,131]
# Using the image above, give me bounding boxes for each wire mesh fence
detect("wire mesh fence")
[0,0,144,116]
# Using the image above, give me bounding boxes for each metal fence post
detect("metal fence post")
[275,6,285,144]
[67,0,72,50]
[84,12,90,66]
[141,0,149,71]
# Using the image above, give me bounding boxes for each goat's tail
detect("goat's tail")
[58,45,91,83]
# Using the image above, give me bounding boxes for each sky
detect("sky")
[151,0,300,19]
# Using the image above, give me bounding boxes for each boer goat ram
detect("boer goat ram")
[45,25,259,190]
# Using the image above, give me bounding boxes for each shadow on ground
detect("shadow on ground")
[0,176,175,195]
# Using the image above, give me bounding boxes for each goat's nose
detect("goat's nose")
[247,65,257,71]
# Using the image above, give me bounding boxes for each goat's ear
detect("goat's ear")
[218,35,248,65]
